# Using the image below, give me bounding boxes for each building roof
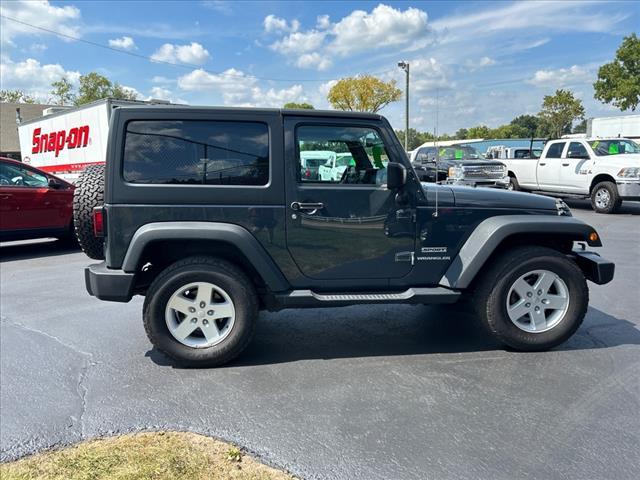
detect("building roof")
[0,102,54,153]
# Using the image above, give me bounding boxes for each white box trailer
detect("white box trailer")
[587,114,640,140]
[18,98,169,182]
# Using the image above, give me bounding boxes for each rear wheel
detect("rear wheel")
[73,164,105,259]
[590,181,621,214]
[143,256,258,367]
[474,246,588,351]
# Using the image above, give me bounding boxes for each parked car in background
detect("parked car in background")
[501,137,640,213]
[486,145,543,160]
[300,150,334,181]
[410,144,509,188]
[0,157,75,242]
[318,152,355,181]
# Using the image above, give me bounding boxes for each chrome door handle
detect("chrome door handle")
[291,201,324,211]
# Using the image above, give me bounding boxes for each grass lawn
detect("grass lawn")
[0,432,295,480]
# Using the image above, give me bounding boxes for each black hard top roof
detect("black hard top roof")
[115,104,383,120]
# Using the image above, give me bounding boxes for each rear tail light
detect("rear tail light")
[93,206,105,237]
[305,169,311,178]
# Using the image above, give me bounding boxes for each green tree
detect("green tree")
[454,128,468,139]
[50,77,75,105]
[466,125,491,138]
[509,114,540,136]
[538,89,585,139]
[394,128,434,150]
[283,102,314,109]
[573,119,587,134]
[327,75,402,113]
[594,33,640,111]
[75,72,138,105]
[0,90,37,103]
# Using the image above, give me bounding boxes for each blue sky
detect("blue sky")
[1,0,638,133]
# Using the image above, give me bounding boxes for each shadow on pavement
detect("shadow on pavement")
[147,305,640,368]
[565,199,640,215]
[0,239,80,262]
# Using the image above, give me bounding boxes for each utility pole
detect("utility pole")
[397,61,410,151]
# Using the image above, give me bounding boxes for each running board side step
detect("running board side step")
[270,287,460,310]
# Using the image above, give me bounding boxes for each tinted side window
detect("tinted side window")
[297,125,389,185]
[545,142,565,159]
[568,142,589,158]
[123,120,269,185]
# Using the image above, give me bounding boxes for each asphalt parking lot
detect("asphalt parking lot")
[1,200,639,479]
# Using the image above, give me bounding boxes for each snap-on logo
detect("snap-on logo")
[31,126,90,157]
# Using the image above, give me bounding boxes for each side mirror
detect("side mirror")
[48,178,62,189]
[387,162,407,190]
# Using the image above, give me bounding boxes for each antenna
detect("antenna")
[432,89,439,218]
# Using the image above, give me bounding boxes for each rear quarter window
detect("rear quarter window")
[123,120,269,185]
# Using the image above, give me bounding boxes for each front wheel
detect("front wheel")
[474,246,588,351]
[143,256,258,367]
[507,175,520,191]
[590,181,621,214]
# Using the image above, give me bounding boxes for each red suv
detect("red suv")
[0,157,75,242]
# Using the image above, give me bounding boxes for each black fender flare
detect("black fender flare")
[121,221,290,292]
[440,215,601,289]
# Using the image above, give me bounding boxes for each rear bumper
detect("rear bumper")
[616,180,640,200]
[85,262,135,302]
[573,250,615,285]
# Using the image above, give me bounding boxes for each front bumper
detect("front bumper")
[616,180,640,200]
[446,176,510,188]
[572,250,615,285]
[85,262,135,302]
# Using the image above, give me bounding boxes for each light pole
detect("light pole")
[397,61,410,152]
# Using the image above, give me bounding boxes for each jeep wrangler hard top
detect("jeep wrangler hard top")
[77,106,614,366]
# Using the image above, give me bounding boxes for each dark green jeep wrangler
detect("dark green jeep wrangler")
[75,107,614,366]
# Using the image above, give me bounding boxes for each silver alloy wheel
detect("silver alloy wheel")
[506,270,569,333]
[507,180,514,191]
[165,281,236,348]
[594,187,611,209]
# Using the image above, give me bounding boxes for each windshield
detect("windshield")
[440,145,480,160]
[589,139,640,156]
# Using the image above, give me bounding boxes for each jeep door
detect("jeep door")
[284,117,415,280]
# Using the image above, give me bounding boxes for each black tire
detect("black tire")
[143,256,258,367]
[73,164,105,259]
[590,181,621,214]
[473,246,588,351]
[507,174,520,191]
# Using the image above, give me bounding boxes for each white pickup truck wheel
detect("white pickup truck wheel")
[591,181,621,214]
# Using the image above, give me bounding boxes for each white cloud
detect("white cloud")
[464,56,496,71]
[295,52,332,71]
[202,1,233,15]
[263,14,299,33]
[177,68,308,107]
[316,15,331,29]
[151,42,210,65]
[0,57,80,101]
[108,36,136,50]
[270,30,326,55]
[150,86,172,99]
[29,43,48,53]
[267,4,429,70]
[527,65,594,87]
[431,1,628,43]
[0,0,81,47]
[328,4,428,55]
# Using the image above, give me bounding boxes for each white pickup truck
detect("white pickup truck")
[501,137,640,213]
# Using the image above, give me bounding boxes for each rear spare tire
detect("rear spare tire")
[73,164,105,260]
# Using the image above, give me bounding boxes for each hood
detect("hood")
[449,186,557,211]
